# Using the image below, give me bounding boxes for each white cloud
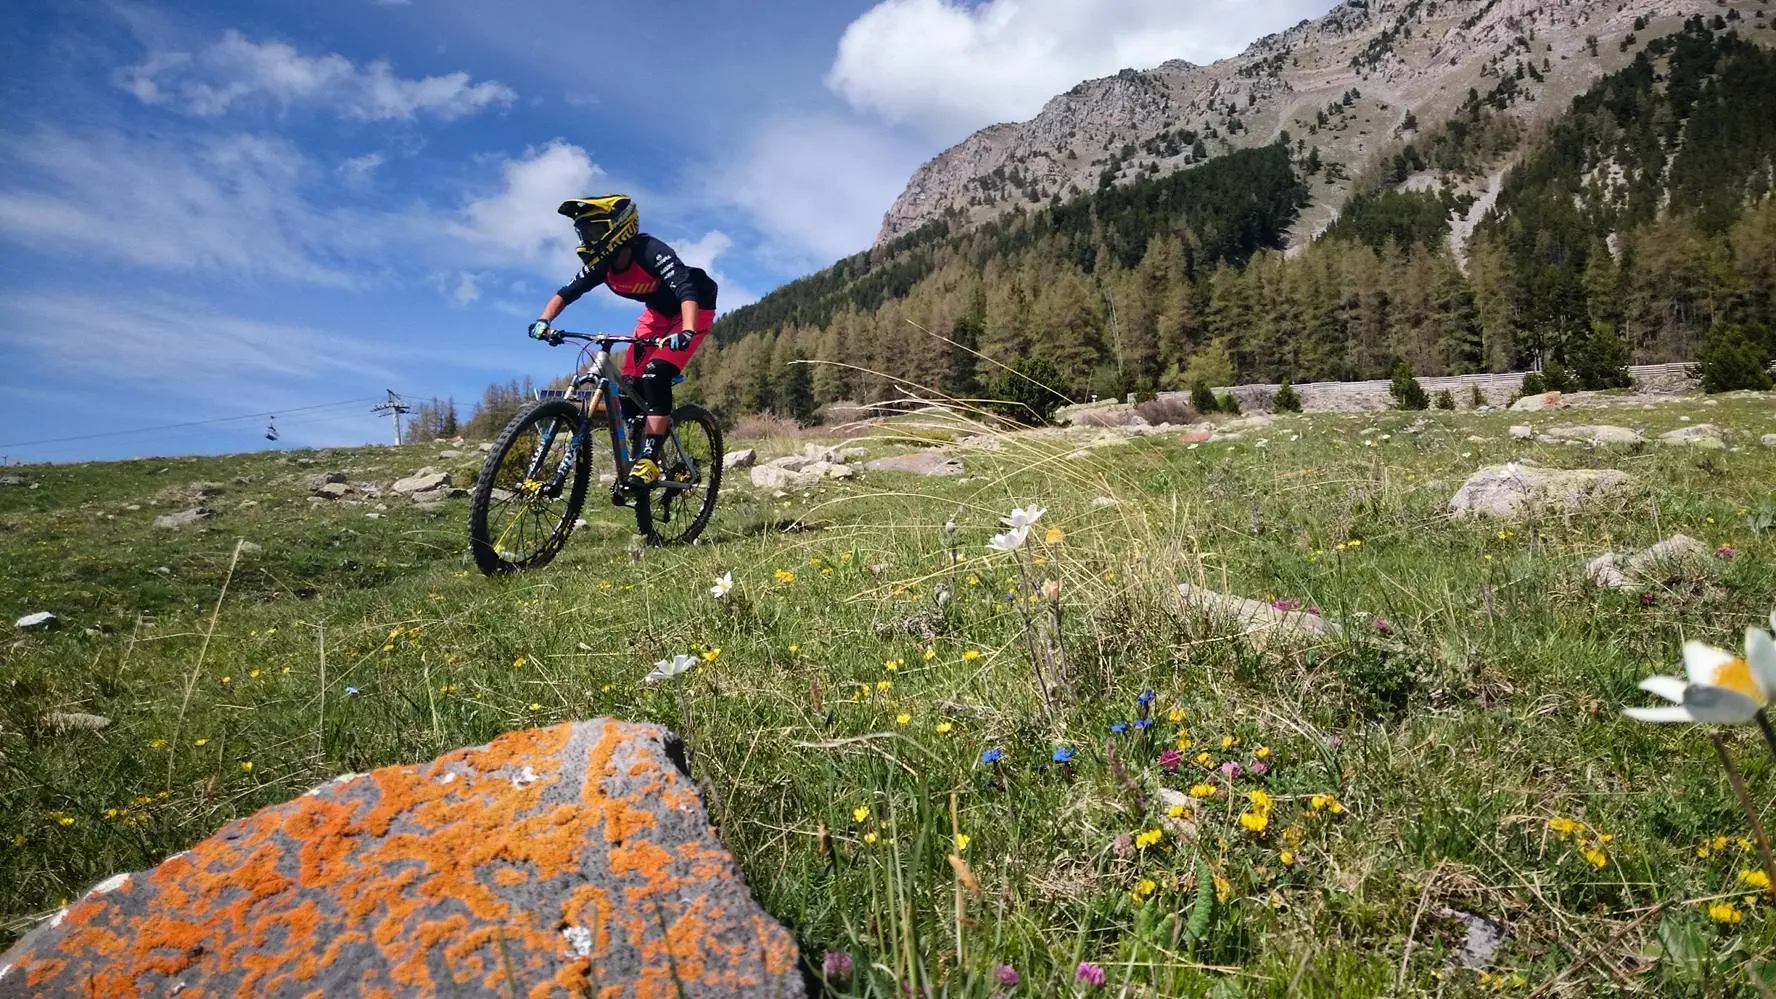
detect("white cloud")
[0,129,380,284]
[710,115,923,263]
[119,30,515,121]
[338,151,385,188]
[673,230,731,272]
[827,0,1325,139]
[450,140,602,268]
[0,292,397,393]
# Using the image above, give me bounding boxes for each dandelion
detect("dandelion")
[1708,902,1743,924]
[896,712,911,726]
[1134,828,1163,849]
[936,721,954,735]
[1623,622,1776,724]
[822,950,855,982]
[963,649,981,661]
[1159,749,1183,771]
[954,832,970,851]
[1075,961,1106,988]
[644,654,698,684]
[710,572,733,598]
[995,965,1020,986]
[853,806,871,823]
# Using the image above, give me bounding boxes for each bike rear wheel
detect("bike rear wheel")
[468,400,591,575]
[634,403,723,546]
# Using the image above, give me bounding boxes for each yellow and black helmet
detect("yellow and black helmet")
[558,195,638,268]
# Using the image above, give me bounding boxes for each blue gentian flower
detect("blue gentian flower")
[1052,747,1074,763]
[1137,689,1156,706]
[981,747,1005,764]
[1110,722,1128,734]
[1134,718,1153,730]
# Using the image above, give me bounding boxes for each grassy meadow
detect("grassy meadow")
[3,396,1775,996]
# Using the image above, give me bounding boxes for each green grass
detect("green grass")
[3,399,1775,996]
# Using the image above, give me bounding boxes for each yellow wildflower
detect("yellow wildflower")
[953,833,970,851]
[1310,793,1345,814]
[702,647,721,662]
[194,738,209,747]
[962,649,981,661]
[1166,804,1185,819]
[936,721,954,735]
[1280,850,1295,866]
[1581,847,1608,869]
[875,680,892,694]
[1134,828,1163,849]
[1738,869,1771,890]
[1168,706,1186,724]
[57,816,75,827]
[1213,872,1231,903]
[240,762,254,774]
[1175,734,1193,750]
[1131,878,1156,900]
[853,806,871,823]
[863,831,878,845]
[1254,745,1270,760]
[896,712,911,726]
[1708,902,1743,924]
[885,659,901,672]
[382,644,395,652]
[512,656,527,668]
[775,569,796,584]
[1189,783,1218,798]
[527,702,542,711]
[1044,526,1065,544]
[148,739,166,750]
[220,675,233,685]
[923,647,936,661]
[1220,735,1237,750]
[1547,816,1584,840]
[247,669,261,679]
[1195,752,1214,768]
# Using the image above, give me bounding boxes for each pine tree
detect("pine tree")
[1389,361,1429,410]
[943,315,983,400]
[1273,381,1302,412]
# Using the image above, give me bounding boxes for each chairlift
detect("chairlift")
[265,416,280,442]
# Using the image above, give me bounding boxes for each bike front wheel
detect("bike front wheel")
[468,400,591,575]
[634,403,723,546]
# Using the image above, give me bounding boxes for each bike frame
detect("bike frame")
[533,332,698,495]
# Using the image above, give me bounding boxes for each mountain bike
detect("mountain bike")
[467,332,723,575]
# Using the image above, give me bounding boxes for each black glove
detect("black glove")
[661,330,693,351]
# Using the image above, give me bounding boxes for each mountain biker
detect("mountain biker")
[528,195,718,492]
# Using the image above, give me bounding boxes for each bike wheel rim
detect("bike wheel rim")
[484,412,580,564]
[652,419,716,542]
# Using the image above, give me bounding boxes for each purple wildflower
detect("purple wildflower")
[1219,760,1244,780]
[822,950,854,982]
[1250,760,1270,777]
[1306,607,1321,617]
[995,964,1020,985]
[1374,618,1393,635]
[1272,599,1300,612]
[1715,545,1736,561]
[1075,962,1106,987]
[1159,748,1183,771]
[1640,592,1658,607]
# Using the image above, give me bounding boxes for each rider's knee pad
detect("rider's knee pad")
[640,358,680,416]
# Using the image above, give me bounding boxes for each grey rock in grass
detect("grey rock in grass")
[723,448,757,469]
[1439,907,1507,968]
[1448,462,1631,520]
[1174,583,1341,648]
[1509,425,1533,440]
[313,482,352,499]
[864,452,966,477]
[1509,391,1565,412]
[1544,425,1644,445]
[0,720,804,998]
[1658,424,1727,449]
[15,611,57,629]
[392,468,451,494]
[825,464,858,480]
[306,472,348,490]
[435,449,465,459]
[750,463,825,491]
[237,541,263,555]
[1762,434,1776,449]
[153,508,213,529]
[1091,496,1120,508]
[42,712,111,732]
[0,475,27,487]
[478,442,494,452]
[1586,534,1709,591]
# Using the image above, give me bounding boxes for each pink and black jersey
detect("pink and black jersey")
[556,234,718,315]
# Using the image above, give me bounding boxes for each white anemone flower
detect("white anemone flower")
[1624,617,1776,724]
[645,654,699,684]
[710,572,733,599]
[989,525,1030,553]
[1001,506,1046,530]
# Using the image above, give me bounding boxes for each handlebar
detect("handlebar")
[539,330,646,347]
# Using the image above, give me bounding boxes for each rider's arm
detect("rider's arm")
[638,238,705,331]
[547,263,604,319]
[539,294,568,324]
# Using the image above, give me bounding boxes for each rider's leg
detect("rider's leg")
[622,307,714,490]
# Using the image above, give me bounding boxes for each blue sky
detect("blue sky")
[0,0,1322,463]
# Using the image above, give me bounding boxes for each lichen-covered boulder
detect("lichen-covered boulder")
[1448,461,1631,519]
[0,720,804,998]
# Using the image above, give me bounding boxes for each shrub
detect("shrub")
[1389,361,1429,410]
[1541,360,1574,393]
[1519,370,1547,396]
[1435,388,1455,410]
[1691,325,1775,393]
[1216,392,1243,415]
[1569,322,1633,390]
[1135,396,1201,426]
[1274,380,1303,413]
[1469,384,1486,408]
[990,355,1069,425]
[1190,381,1220,414]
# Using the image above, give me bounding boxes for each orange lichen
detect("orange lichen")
[6,721,802,996]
